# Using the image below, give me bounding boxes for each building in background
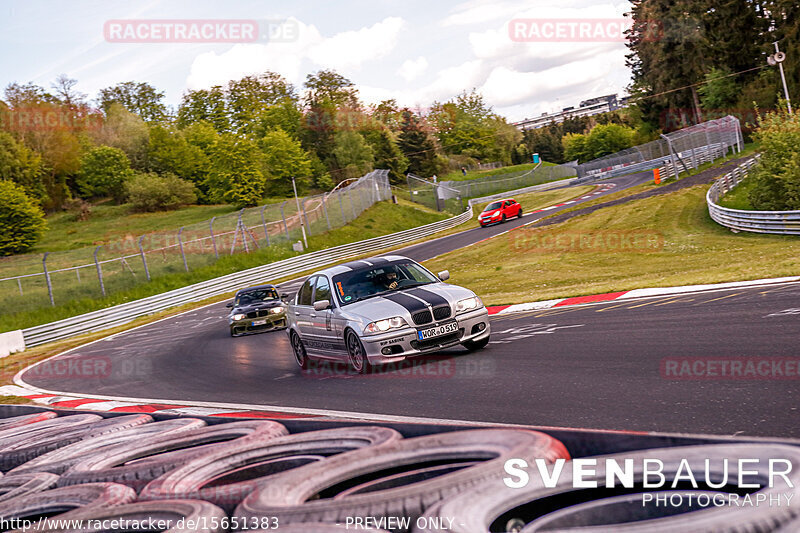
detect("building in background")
[514,94,626,130]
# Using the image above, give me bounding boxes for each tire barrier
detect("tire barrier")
[0,407,796,532]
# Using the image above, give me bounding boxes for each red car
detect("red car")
[478,198,523,226]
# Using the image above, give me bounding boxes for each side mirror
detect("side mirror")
[225,302,233,308]
[280,293,290,302]
[438,270,450,281]
[313,299,331,311]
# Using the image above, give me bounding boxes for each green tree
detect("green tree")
[259,129,313,195]
[177,87,230,132]
[584,123,636,159]
[77,146,133,201]
[397,109,439,177]
[363,128,408,184]
[698,67,738,110]
[562,133,591,163]
[206,134,265,207]
[0,180,47,255]
[0,131,45,201]
[98,81,167,122]
[125,172,197,212]
[332,130,373,180]
[147,126,208,184]
[748,109,800,210]
[92,102,150,170]
[227,71,297,135]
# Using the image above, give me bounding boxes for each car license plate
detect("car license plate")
[251,319,267,326]
[417,322,458,340]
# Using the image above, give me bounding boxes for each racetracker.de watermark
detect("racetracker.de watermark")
[509,18,633,42]
[104,19,298,43]
[510,229,664,254]
[661,357,800,380]
[301,356,495,379]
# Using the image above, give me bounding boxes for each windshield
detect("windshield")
[484,201,503,211]
[332,260,439,305]
[235,288,279,306]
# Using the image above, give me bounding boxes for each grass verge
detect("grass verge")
[439,161,557,182]
[717,179,757,210]
[424,182,800,305]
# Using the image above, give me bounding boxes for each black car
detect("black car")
[226,284,288,337]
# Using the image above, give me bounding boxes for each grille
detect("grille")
[412,310,433,325]
[432,306,451,321]
[246,309,270,318]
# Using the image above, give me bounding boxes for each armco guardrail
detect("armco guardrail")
[707,156,800,235]
[20,208,473,348]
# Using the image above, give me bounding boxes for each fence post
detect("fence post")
[138,235,151,281]
[43,252,54,306]
[17,278,23,296]
[339,193,346,223]
[406,174,413,202]
[238,210,249,253]
[280,201,290,239]
[322,196,331,230]
[301,198,311,236]
[75,268,81,284]
[209,217,219,259]
[260,205,270,247]
[660,134,680,180]
[93,246,106,297]
[178,227,189,272]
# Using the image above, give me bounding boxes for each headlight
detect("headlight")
[270,306,284,314]
[491,212,501,218]
[364,316,408,335]
[232,313,246,321]
[455,296,482,313]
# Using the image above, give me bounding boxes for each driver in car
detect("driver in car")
[376,270,400,290]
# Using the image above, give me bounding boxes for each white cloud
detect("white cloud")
[397,56,428,82]
[308,17,405,71]
[185,16,405,91]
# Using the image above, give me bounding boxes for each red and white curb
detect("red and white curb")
[486,275,800,316]
[0,384,321,419]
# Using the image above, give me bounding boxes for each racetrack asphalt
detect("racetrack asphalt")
[20,170,799,438]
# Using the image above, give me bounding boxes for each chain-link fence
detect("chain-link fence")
[438,164,576,200]
[575,115,743,180]
[0,170,390,314]
[405,164,576,213]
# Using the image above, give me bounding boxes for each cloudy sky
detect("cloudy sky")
[1,0,633,122]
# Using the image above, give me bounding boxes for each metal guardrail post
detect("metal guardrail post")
[42,252,54,306]
[93,246,106,297]
[138,236,151,282]
[280,201,290,239]
[260,205,270,246]
[178,227,189,272]
[209,217,219,259]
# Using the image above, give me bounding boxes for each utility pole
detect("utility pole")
[768,42,793,114]
[291,176,308,250]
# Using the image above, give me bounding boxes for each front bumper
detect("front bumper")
[360,307,490,365]
[230,314,287,335]
[479,216,502,226]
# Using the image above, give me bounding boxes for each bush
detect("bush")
[0,180,47,255]
[748,109,800,210]
[125,172,197,212]
[77,146,134,202]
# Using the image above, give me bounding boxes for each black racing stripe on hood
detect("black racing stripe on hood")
[406,287,450,308]
[383,292,429,314]
[339,257,390,271]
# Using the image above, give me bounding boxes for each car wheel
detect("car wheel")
[229,327,238,337]
[517,207,523,218]
[345,330,370,374]
[290,331,308,370]
[501,214,506,223]
[462,335,490,351]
